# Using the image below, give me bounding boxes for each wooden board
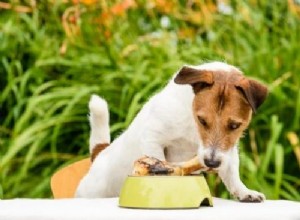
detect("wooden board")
[50,158,91,199]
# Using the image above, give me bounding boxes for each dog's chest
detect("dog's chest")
[164,123,199,162]
[165,138,198,162]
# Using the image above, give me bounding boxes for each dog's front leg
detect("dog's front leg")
[218,147,265,202]
[141,140,166,161]
[140,129,166,161]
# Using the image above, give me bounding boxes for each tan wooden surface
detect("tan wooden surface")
[50,158,91,198]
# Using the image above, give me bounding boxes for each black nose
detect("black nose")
[204,158,221,168]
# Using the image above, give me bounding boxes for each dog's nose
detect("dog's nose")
[204,158,221,168]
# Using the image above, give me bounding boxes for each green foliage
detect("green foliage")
[0,0,299,200]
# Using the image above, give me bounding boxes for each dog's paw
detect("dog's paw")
[237,189,265,203]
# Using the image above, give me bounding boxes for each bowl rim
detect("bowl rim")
[127,174,204,178]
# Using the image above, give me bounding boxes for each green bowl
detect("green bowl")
[119,175,213,209]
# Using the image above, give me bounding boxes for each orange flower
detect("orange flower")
[97,0,136,26]
[111,0,137,16]
[72,0,98,6]
[151,0,175,14]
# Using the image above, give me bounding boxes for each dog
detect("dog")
[76,61,268,202]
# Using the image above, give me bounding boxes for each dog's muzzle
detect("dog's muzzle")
[204,158,221,168]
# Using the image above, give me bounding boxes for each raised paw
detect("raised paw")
[237,190,265,203]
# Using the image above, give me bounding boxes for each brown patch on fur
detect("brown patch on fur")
[174,66,268,151]
[91,143,109,162]
[191,70,266,151]
[236,78,268,113]
[174,66,214,93]
[217,84,226,112]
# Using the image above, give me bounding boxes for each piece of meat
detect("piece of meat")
[132,155,204,176]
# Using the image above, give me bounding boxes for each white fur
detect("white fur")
[185,61,241,72]
[218,146,265,201]
[76,62,264,201]
[88,95,110,153]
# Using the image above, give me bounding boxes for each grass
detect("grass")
[0,0,299,200]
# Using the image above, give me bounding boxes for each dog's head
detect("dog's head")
[174,62,268,170]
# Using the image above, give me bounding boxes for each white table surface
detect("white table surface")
[0,197,299,220]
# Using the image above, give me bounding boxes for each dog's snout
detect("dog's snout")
[204,158,221,168]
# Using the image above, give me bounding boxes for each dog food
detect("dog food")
[132,156,204,176]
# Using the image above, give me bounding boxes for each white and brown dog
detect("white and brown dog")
[76,62,268,202]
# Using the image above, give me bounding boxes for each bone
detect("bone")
[132,156,204,176]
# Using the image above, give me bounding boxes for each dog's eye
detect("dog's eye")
[228,122,241,130]
[198,116,207,127]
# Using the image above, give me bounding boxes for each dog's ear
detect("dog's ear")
[174,66,214,93]
[235,78,268,113]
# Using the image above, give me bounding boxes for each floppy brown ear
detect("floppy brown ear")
[174,66,214,93]
[236,78,268,113]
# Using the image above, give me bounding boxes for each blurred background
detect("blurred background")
[0,0,299,200]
